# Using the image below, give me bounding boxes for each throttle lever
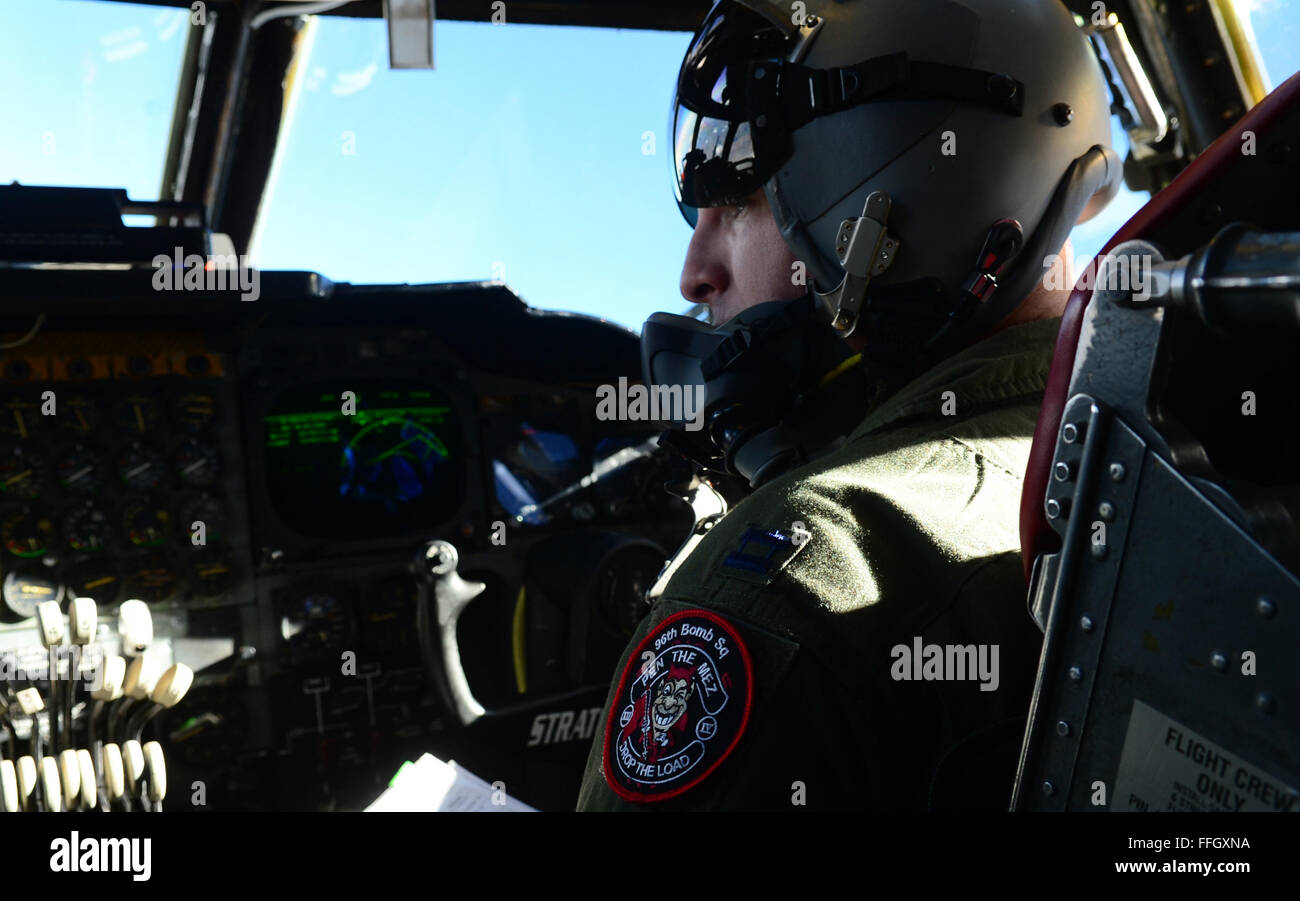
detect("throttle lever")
[411,540,488,727]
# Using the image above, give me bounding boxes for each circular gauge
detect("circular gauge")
[63,558,121,606]
[122,501,170,548]
[360,573,417,658]
[62,503,113,553]
[58,395,100,436]
[112,393,160,437]
[0,442,46,500]
[2,509,56,558]
[1,566,64,621]
[338,417,451,512]
[0,395,44,441]
[180,493,227,544]
[189,547,234,598]
[54,443,108,495]
[173,438,220,488]
[280,589,354,662]
[122,553,180,603]
[116,443,164,492]
[171,391,219,433]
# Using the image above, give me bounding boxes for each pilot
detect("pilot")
[577,0,1121,810]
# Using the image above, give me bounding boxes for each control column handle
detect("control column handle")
[412,540,487,727]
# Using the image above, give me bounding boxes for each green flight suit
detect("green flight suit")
[576,316,1059,810]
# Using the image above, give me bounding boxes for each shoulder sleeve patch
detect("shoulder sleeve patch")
[602,608,753,803]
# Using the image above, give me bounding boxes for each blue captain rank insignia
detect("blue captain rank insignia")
[720,525,808,585]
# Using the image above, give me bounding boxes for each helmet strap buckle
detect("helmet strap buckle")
[816,190,900,336]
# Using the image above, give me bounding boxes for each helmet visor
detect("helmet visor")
[671,2,795,225]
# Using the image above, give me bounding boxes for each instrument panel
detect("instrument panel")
[0,271,692,810]
[0,347,247,620]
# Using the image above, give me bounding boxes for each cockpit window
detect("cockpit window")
[0,0,189,206]
[1239,0,1300,91]
[8,5,1284,329]
[251,16,696,330]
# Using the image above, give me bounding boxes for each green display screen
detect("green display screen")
[262,383,462,540]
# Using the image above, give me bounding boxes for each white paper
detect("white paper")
[365,753,535,812]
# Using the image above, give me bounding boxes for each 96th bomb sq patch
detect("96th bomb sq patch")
[602,609,753,802]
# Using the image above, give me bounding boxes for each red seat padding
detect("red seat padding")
[1020,71,1300,583]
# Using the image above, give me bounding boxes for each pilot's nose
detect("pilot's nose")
[679,208,730,309]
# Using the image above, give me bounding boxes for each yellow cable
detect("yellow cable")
[511,585,528,694]
[817,353,863,389]
[1210,0,1270,106]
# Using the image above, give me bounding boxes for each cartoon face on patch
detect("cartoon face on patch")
[604,610,752,802]
[651,676,694,742]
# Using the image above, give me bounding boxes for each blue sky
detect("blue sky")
[251,15,694,331]
[3,0,1299,331]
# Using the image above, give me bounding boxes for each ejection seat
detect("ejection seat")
[1012,72,1300,811]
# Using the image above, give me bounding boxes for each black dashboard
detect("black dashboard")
[0,267,693,811]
